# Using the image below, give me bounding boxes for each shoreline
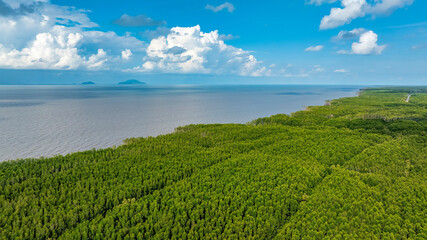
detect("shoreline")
[1,86,362,162]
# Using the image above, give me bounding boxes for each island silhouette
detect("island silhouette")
[118,79,146,85]
[81,81,95,85]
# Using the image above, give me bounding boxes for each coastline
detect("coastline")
[0,85,362,162]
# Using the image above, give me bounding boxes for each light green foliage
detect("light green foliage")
[1,87,426,239]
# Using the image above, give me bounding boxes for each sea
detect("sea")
[0,85,362,162]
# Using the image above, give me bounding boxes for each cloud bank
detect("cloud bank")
[0,0,144,70]
[0,28,108,69]
[0,1,268,76]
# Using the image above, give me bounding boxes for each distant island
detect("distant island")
[81,81,95,85]
[118,79,146,85]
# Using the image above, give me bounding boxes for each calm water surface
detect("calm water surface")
[0,85,361,161]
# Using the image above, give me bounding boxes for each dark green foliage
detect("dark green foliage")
[1,87,426,239]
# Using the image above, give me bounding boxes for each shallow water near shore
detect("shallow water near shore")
[0,85,361,162]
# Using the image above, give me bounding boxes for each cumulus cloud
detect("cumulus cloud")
[0,0,145,70]
[133,25,268,76]
[0,27,107,69]
[113,14,165,27]
[351,31,386,54]
[0,1,271,77]
[205,2,235,13]
[0,2,99,49]
[320,0,367,30]
[338,30,386,55]
[310,0,415,30]
[305,45,324,52]
[121,49,132,60]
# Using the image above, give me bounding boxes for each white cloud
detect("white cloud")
[2,0,48,9]
[320,0,367,30]
[43,5,98,28]
[0,26,108,69]
[334,69,348,72]
[368,0,414,15]
[86,49,108,69]
[0,0,145,70]
[121,49,132,60]
[351,31,386,54]
[0,2,98,49]
[338,30,386,55]
[0,1,273,77]
[133,25,267,76]
[305,45,324,52]
[312,0,414,29]
[205,2,235,13]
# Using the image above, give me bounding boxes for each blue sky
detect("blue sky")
[0,0,425,84]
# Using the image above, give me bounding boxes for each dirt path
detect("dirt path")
[405,93,411,103]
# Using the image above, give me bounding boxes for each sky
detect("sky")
[0,0,425,85]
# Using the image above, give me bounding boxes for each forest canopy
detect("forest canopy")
[0,87,426,239]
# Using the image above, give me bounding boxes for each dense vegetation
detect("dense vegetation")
[1,87,426,239]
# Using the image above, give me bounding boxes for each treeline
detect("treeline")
[1,87,426,239]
